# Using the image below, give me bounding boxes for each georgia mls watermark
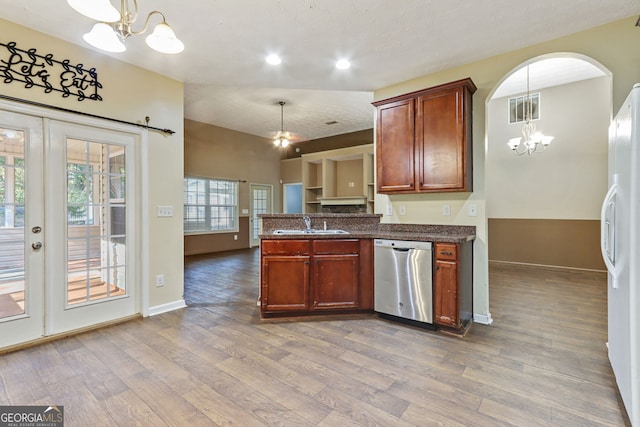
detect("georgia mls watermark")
[0,406,63,427]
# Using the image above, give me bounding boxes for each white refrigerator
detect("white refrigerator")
[601,83,640,426]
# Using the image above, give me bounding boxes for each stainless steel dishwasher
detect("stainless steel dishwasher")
[374,239,433,324]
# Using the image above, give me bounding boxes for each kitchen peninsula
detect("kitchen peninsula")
[259,213,475,334]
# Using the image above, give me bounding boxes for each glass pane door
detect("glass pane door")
[250,184,272,247]
[0,110,45,348]
[47,120,137,336]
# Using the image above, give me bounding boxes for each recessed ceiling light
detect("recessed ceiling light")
[335,59,351,70]
[266,54,282,65]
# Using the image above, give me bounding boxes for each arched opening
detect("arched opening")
[486,53,612,270]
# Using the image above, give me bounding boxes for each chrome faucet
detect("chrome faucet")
[303,215,312,230]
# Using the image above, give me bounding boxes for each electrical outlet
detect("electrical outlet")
[442,204,451,216]
[468,204,477,217]
[234,235,238,240]
[386,204,393,216]
[156,274,165,287]
[157,206,173,217]
[348,181,355,188]
[399,205,406,216]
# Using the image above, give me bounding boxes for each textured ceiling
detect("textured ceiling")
[1,1,639,142]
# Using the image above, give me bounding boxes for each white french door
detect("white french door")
[250,184,272,247]
[46,121,138,335]
[0,111,45,348]
[0,110,140,348]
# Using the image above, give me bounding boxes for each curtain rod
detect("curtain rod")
[0,94,175,135]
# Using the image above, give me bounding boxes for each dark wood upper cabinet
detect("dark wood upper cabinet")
[373,78,476,194]
[375,98,415,193]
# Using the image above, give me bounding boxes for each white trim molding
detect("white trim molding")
[474,312,493,325]
[148,299,187,316]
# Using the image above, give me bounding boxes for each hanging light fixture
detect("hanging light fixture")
[273,101,291,148]
[67,0,184,54]
[507,65,554,156]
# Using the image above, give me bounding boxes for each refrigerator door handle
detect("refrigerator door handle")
[600,182,618,284]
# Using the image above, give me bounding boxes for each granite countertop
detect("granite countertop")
[259,230,473,243]
[259,214,475,243]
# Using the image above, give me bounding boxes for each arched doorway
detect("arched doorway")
[486,53,612,270]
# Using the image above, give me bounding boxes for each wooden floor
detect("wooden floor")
[0,249,630,426]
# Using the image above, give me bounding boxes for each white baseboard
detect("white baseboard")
[148,299,187,317]
[474,312,493,325]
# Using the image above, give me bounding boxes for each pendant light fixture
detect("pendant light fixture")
[273,101,291,148]
[67,0,184,54]
[507,65,553,156]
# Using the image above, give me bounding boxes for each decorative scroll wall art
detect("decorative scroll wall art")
[0,41,102,101]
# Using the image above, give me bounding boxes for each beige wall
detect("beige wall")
[373,16,640,322]
[486,77,610,270]
[1,18,185,311]
[184,119,282,253]
[489,219,605,270]
[281,158,302,183]
[488,77,610,219]
[283,129,373,158]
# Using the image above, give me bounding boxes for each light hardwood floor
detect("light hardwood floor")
[0,248,630,426]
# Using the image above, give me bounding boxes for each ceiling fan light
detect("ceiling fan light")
[67,0,120,22]
[145,22,184,54]
[335,59,351,70]
[281,138,290,148]
[266,54,282,65]
[83,22,125,53]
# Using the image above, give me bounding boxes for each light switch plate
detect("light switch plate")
[442,204,451,216]
[468,204,477,217]
[157,206,173,217]
[399,205,406,216]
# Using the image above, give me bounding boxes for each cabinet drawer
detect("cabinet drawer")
[262,240,310,255]
[312,239,360,254]
[435,243,457,261]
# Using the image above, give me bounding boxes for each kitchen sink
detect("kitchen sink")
[272,229,349,235]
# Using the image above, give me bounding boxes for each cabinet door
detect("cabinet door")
[375,99,416,193]
[433,259,458,327]
[416,87,469,191]
[313,254,359,310]
[262,256,310,312]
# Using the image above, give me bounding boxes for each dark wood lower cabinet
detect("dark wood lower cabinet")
[261,255,310,312]
[261,238,373,317]
[434,257,458,326]
[433,241,473,333]
[313,254,359,309]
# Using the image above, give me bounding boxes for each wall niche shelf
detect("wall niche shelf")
[301,144,374,213]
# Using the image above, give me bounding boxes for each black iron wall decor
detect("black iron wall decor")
[0,41,102,101]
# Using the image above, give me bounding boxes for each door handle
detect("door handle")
[32,242,42,250]
[32,226,42,234]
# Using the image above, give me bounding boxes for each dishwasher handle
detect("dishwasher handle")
[392,247,411,252]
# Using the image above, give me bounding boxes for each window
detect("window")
[509,93,540,123]
[67,162,94,225]
[0,155,25,228]
[184,177,238,233]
